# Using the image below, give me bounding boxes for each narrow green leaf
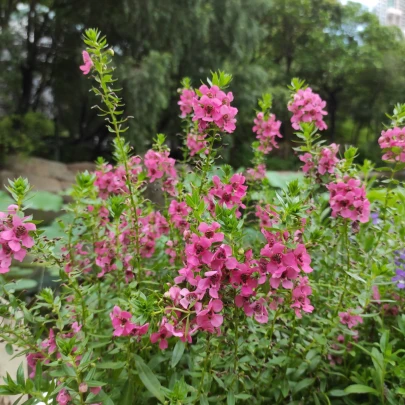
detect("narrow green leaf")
[134,355,165,403]
[96,361,125,370]
[171,340,185,368]
[16,363,25,388]
[227,391,235,405]
[328,389,348,397]
[293,378,315,394]
[344,385,379,395]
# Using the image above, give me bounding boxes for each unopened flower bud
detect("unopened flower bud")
[79,383,88,393]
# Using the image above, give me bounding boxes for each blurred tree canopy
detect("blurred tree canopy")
[0,0,404,168]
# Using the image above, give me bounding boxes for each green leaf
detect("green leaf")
[328,390,348,397]
[16,363,25,387]
[227,391,235,405]
[134,354,165,403]
[199,396,209,405]
[344,385,379,395]
[121,379,135,405]
[25,191,63,212]
[171,340,185,368]
[293,378,315,394]
[235,394,251,399]
[96,361,125,369]
[5,343,13,356]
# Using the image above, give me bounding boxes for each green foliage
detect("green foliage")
[0,113,54,158]
[1,0,405,167]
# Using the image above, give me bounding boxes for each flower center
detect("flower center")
[16,225,27,238]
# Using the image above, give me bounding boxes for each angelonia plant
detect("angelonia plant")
[0,29,405,405]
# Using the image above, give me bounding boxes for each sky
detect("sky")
[341,0,378,9]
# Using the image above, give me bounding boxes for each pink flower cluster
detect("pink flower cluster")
[255,204,279,229]
[149,220,315,350]
[260,229,314,317]
[246,164,266,182]
[288,87,328,131]
[168,200,191,231]
[178,88,196,118]
[89,208,168,278]
[95,157,142,199]
[186,133,209,156]
[28,323,83,381]
[110,305,149,337]
[318,144,339,175]
[299,144,339,176]
[252,112,282,154]
[192,84,238,133]
[339,310,363,329]
[0,205,36,273]
[144,150,178,196]
[378,126,405,162]
[63,243,91,274]
[327,176,370,223]
[206,174,247,218]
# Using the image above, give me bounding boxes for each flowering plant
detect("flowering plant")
[1,30,405,405]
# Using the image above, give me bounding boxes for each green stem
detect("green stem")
[198,134,216,195]
[197,335,211,401]
[97,65,142,283]
[335,220,350,316]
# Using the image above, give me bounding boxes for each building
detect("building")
[375,0,405,31]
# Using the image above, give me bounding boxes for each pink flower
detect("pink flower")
[291,277,314,318]
[178,88,196,117]
[72,322,82,334]
[192,84,238,133]
[269,265,299,289]
[185,235,213,267]
[174,266,199,286]
[318,144,339,175]
[198,222,224,243]
[207,175,247,217]
[198,269,222,298]
[57,389,71,405]
[253,112,282,154]
[244,298,269,323]
[80,51,93,75]
[255,205,278,228]
[288,87,328,131]
[1,215,36,252]
[41,329,57,354]
[196,299,223,332]
[179,288,204,309]
[90,387,102,395]
[339,310,363,329]
[299,153,314,173]
[293,244,313,273]
[165,240,177,264]
[214,104,238,133]
[27,352,45,378]
[169,200,191,218]
[130,323,149,338]
[186,133,209,156]
[150,318,173,350]
[210,244,238,271]
[246,164,266,182]
[110,306,137,337]
[0,242,26,273]
[379,127,405,162]
[327,176,370,223]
